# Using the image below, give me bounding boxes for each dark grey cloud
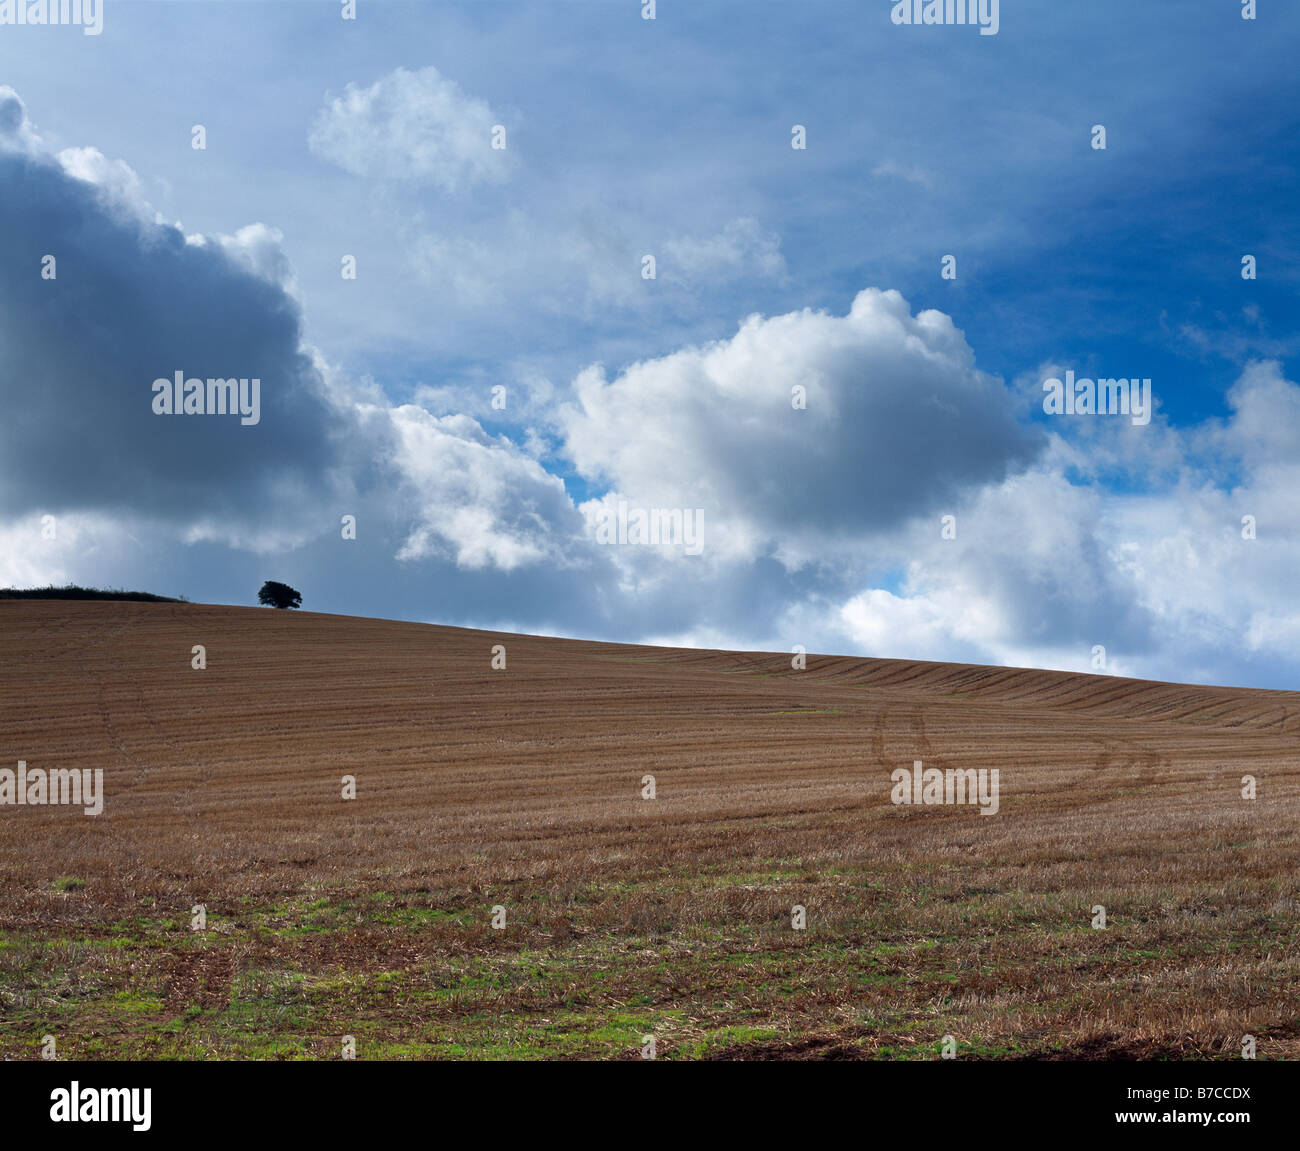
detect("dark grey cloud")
[0,142,355,530]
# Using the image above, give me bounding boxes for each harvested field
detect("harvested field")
[0,600,1297,1059]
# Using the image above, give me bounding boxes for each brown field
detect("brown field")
[1,599,1297,1060]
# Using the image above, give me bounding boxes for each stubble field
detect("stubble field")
[1,600,1297,1060]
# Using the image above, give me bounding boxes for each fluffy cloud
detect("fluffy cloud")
[387,407,584,571]
[832,464,1153,674]
[308,66,511,192]
[559,332,1300,689]
[559,288,1043,563]
[821,361,1300,683]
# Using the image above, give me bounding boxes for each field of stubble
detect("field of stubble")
[1,600,1297,1060]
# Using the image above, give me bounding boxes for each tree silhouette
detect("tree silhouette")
[258,580,302,610]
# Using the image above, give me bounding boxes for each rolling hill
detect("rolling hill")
[1,600,1297,1059]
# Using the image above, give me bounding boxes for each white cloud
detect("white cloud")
[209,223,300,297]
[559,288,1040,564]
[551,324,1300,687]
[309,66,511,192]
[0,513,155,591]
[0,515,78,588]
[387,406,582,571]
[840,587,1002,663]
[808,360,1300,683]
[57,146,143,203]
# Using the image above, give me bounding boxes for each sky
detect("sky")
[1,0,1298,689]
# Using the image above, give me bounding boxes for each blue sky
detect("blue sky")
[1,0,1298,689]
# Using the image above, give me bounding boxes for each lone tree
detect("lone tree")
[258,580,302,610]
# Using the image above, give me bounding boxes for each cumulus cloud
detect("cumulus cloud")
[559,288,1043,563]
[557,341,1300,689]
[387,407,584,571]
[1206,359,1300,465]
[813,360,1300,684]
[308,66,510,191]
[831,464,1153,674]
